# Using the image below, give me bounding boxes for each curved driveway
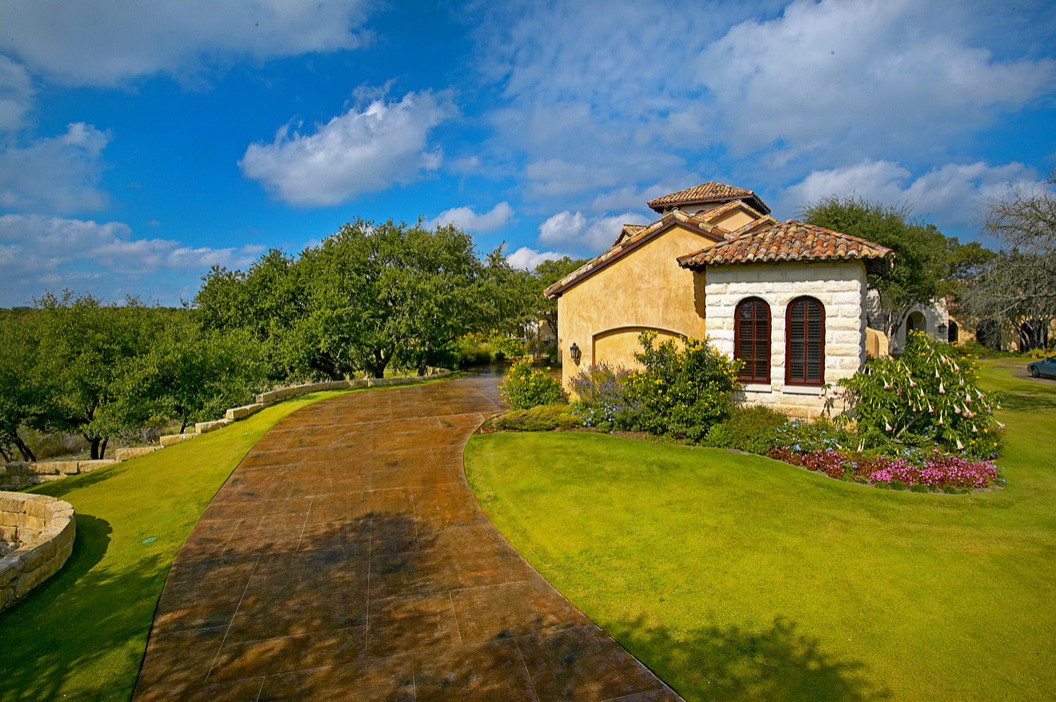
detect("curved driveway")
[134,373,680,701]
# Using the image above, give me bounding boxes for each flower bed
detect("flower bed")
[768,446,1001,491]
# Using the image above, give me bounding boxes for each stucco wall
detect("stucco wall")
[557,225,715,388]
[705,261,868,418]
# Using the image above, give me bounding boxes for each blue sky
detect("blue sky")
[1,0,1054,306]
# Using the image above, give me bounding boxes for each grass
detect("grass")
[465,359,1056,701]
[0,390,347,702]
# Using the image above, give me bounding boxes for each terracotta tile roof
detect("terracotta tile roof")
[647,182,771,214]
[729,215,779,238]
[545,210,725,298]
[612,223,647,246]
[677,220,893,270]
[694,199,763,227]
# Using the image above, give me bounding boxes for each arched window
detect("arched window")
[786,297,825,386]
[734,297,771,383]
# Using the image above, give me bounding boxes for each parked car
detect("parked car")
[1028,356,1056,379]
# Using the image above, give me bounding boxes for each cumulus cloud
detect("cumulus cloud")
[0,123,110,214]
[473,0,1056,210]
[698,0,1056,162]
[428,202,514,233]
[0,56,33,132]
[240,91,455,207]
[782,159,1046,233]
[0,214,264,305]
[539,210,650,251]
[0,0,372,87]
[506,246,567,271]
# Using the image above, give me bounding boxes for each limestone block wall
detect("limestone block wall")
[0,459,116,490]
[0,492,75,612]
[704,261,868,418]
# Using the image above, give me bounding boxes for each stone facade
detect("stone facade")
[0,492,75,611]
[704,261,868,418]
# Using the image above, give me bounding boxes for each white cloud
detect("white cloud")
[0,56,33,132]
[539,210,650,251]
[428,202,514,233]
[240,91,455,207]
[0,0,372,87]
[0,123,110,214]
[506,246,566,270]
[698,0,1056,162]
[0,214,264,305]
[782,159,1046,233]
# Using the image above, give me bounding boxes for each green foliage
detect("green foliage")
[119,317,265,432]
[626,333,742,442]
[490,404,583,432]
[500,358,566,409]
[704,406,790,455]
[0,309,43,461]
[29,292,164,459]
[836,331,1002,458]
[802,196,969,337]
[197,219,505,379]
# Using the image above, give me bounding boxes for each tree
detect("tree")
[958,177,1056,350]
[531,257,587,335]
[31,292,161,459]
[120,314,265,432]
[802,196,957,338]
[0,310,42,461]
[303,219,493,377]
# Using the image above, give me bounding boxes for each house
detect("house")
[544,182,893,418]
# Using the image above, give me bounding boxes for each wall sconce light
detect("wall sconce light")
[937,323,948,337]
[569,342,581,363]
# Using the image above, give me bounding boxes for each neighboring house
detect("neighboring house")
[544,182,893,418]
[877,295,971,354]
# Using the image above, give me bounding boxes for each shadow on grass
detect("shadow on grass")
[0,514,171,702]
[610,616,892,701]
[33,461,133,499]
[995,389,1056,413]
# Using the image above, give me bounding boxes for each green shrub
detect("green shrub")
[836,331,1002,458]
[490,404,582,432]
[704,406,789,455]
[500,358,566,409]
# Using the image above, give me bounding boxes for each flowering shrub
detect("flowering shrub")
[768,446,1001,490]
[626,333,742,442]
[500,359,566,409]
[836,331,1002,458]
[569,363,640,431]
[772,418,856,454]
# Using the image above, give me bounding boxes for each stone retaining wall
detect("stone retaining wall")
[0,459,116,490]
[0,491,75,612]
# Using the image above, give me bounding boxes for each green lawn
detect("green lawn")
[0,390,346,702]
[465,360,1056,701]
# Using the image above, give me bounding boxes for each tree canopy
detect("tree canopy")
[197,219,516,379]
[957,176,1056,350]
[802,196,990,337]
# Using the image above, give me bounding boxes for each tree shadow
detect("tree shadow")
[0,514,174,701]
[30,460,133,499]
[608,615,892,701]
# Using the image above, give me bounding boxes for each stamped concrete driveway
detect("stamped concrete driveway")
[134,372,681,701]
